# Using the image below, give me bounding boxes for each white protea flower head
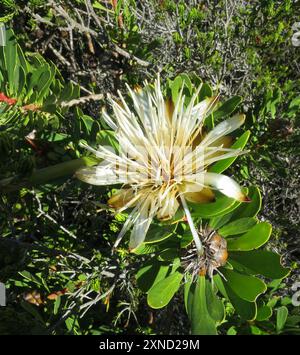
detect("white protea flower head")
[76,76,249,253]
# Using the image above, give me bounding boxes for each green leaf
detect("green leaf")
[81,114,95,134]
[229,293,257,320]
[204,113,214,130]
[218,217,257,237]
[286,315,300,327]
[170,76,183,102]
[0,2,15,23]
[192,192,237,218]
[227,326,237,335]
[256,305,273,321]
[65,316,79,333]
[229,250,290,279]
[144,224,175,244]
[59,82,75,102]
[93,1,114,12]
[205,280,225,323]
[210,186,259,230]
[184,278,192,316]
[209,213,235,230]
[267,296,280,308]
[213,96,242,120]
[227,222,272,251]
[136,261,172,293]
[147,271,183,309]
[209,131,250,174]
[37,64,55,102]
[53,295,61,315]
[215,274,257,320]
[18,270,42,286]
[250,325,264,335]
[180,230,194,248]
[41,132,69,142]
[289,96,300,109]
[3,29,17,96]
[199,83,213,101]
[16,43,29,75]
[229,186,262,219]
[158,248,179,261]
[187,276,218,335]
[178,73,192,93]
[221,269,266,302]
[132,243,160,255]
[213,274,228,298]
[277,306,288,332]
[97,130,119,151]
[26,64,48,100]
[15,66,25,97]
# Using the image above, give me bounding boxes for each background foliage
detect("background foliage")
[0,0,299,334]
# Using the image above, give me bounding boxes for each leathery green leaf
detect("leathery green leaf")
[227,222,272,251]
[136,261,171,293]
[214,274,257,320]
[229,186,262,219]
[221,268,267,302]
[192,192,236,218]
[213,96,242,120]
[218,217,257,237]
[147,271,183,309]
[209,130,250,174]
[256,305,273,321]
[229,250,290,279]
[188,276,218,335]
[205,280,225,323]
[144,224,176,244]
[277,306,288,332]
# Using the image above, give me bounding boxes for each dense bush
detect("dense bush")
[0,0,299,335]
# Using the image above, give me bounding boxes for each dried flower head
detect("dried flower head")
[76,76,248,252]
[182,225,228,280]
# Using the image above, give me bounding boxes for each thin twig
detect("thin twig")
[32,191,78,240]
[61,93,104,107]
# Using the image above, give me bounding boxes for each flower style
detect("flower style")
[76,76,249,253]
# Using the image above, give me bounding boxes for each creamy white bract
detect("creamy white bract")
[76,76,248,253]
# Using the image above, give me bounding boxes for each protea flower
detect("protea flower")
[76,76,249,253]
